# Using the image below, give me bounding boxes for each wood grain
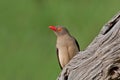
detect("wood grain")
[57,12,120,80]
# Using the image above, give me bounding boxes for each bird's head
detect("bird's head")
[49,25,69,36]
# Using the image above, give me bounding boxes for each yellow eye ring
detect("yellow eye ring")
[57,27,62,32]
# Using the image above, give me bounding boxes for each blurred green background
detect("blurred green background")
[0,0,120,80]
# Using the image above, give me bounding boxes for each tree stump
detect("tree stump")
[57,12,120,80]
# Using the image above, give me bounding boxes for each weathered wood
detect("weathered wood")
[57,12,120,80]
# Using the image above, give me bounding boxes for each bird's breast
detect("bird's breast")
[56,35,79,68]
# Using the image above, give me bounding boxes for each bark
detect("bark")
[57,12,120,80]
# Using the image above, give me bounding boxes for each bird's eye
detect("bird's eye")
[57,27,62,32]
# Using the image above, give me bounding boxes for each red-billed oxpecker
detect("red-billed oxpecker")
[49,25,80,69]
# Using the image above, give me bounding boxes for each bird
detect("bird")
[49,25,80,69]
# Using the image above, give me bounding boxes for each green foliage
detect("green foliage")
[0,0,120,80]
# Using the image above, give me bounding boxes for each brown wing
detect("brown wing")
[56,48,63,69]
[74,39,80,51]
[72,37,80,51]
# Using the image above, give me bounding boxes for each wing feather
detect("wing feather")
[56,48,63,69]
[74,38,80,51]
[72,37,80,51]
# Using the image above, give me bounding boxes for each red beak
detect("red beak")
[49,26,57,31]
